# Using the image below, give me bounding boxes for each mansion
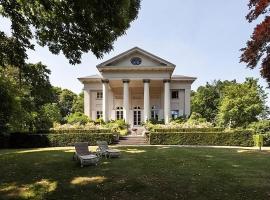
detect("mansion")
[78,47,196,126]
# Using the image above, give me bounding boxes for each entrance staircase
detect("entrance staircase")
[117,136,148,145]
[116,126,148,145]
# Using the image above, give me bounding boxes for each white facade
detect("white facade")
[78,47,196,126]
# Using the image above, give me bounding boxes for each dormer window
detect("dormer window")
[130,57,142,65]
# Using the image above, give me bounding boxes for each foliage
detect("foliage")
[0,64,54,132]
[191,80,235,122]
[44,129,112,134]
[144,117,214,131]
[241,0,270,85]
[248,120,270,134]
[153,128,225,133]
[0,0,141,66]
[253,134,264,147]
[217,78,269,128]
[57,89,77,120]
[36,103,61,130]
[105,119,129,134]
[262,133,270,146]
[53,122,99,130]
[72,92,84,113]
[149,130,254,146]
[66,112,90,125]
[0,76,15,132]
[1,132,114,148]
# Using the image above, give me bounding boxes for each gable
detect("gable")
[97,47,175,69]
[108,52,165,67]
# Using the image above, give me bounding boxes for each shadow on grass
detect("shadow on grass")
[1,147,270,200]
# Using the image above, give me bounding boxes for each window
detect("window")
[171,91,179,99]
[96,111,103,119]
[97,91,103,99]
[151,105,159,121]
[171,110,179,119]
[116,107,123,120]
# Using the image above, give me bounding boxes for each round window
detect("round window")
[130,57,142,65]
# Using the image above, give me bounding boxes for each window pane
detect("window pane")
[172,91,179,99]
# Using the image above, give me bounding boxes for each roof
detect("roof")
[78,74,196,83]
[172,75,197,80]
[96,47,176,69]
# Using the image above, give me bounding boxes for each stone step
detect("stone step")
[117,136,148,145]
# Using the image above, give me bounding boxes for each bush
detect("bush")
[149,130,254,146]
[153,127,225,133]
[105,119,129,133]
[40,129,112,134]
[1,132,115,148]
[248,120,270,134]
[66,112,90,125]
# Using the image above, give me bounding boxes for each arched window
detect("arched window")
[151,105,159,120]
[134,106,141,110]
[115,107,123,120]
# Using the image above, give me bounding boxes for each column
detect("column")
[123,79,130,123]
[102,79,109,122]
[83,89,91,117]
[184,88,191,116]
[143,79,150,122]
[164,79,171,124]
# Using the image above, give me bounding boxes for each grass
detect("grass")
[0,146,270,200]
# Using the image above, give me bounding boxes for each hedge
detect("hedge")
[0,132,115,148]
[149,130,254,146]
[153,127,225,133]
[37,129,112,134]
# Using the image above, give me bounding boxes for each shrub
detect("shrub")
[105,119,129,133]
[66,112,90,125]
[248,120,270,134]
[149,130,254,147]
[39,129,112,134]
[153,128,225,132]
[1,132,115,148]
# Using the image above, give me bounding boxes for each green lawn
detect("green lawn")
[0,146,270,200]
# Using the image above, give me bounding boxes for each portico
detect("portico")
[79,47,196,126]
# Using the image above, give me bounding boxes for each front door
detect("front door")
[133,106,142,126]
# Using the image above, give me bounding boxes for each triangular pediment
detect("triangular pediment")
[97,47,175,68]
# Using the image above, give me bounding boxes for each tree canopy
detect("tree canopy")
[241,0,270,85]
[191,78,269,128]
[0,0,141,66]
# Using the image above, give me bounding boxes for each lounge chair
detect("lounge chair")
[74,142,99,167]
[96,141,121,158]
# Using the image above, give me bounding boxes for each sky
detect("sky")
[1,0,269,105]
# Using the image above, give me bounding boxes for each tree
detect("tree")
[56,89,77,119]
[191,80,235,122]
[72,92,84,113]
[241,0,270,85]
[0,0,141,66]
[0,63,55,131]
[36,103,61,130]
[217,78,269,128]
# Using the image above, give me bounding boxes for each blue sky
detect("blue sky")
[1,0,269,105]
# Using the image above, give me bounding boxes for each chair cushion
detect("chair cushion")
[80,155,98,159]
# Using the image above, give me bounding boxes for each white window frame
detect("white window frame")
[115,107,124,120]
